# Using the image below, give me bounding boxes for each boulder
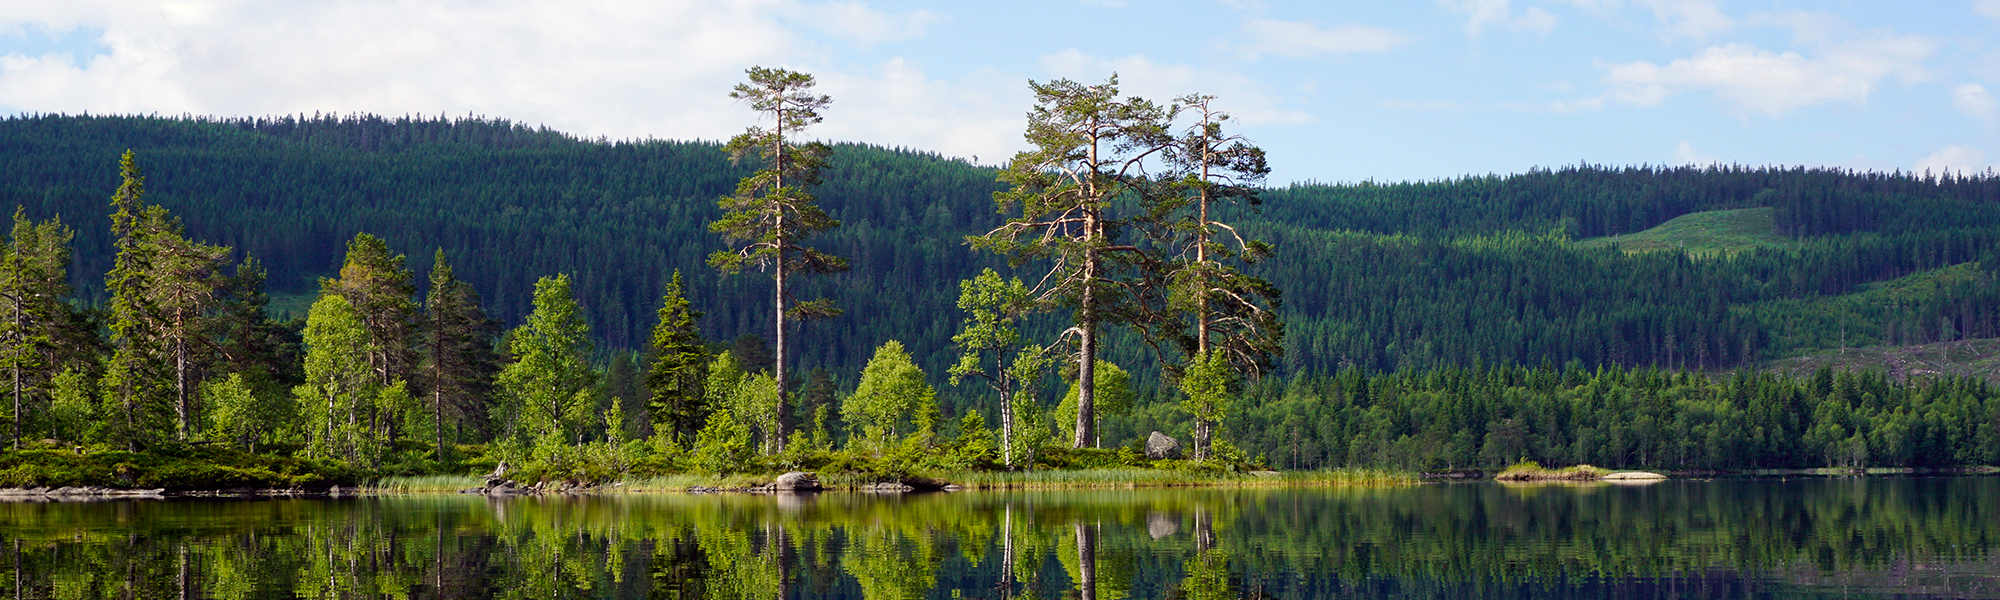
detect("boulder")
[1146,512,1180,539]
[773,471,823,492]
[1145,431,1182,460]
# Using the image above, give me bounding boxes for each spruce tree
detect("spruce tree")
[0,207,72,448]
[421,249,500,458]
[104,150,232,447]
[644,270,708,445]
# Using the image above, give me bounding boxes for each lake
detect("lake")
[3,476,1998,599]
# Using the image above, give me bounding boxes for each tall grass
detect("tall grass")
[363,475,484,493]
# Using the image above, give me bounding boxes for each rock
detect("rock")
[1603,471,1667,481]
[773,471,823,492]
[902,476,952,491]
[1145,431,1181,460]
[1248,470,1281,477]
[1146,512,1180,539]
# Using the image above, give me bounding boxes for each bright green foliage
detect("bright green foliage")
[1178,351,1233,461]
[46,367,94,444]
[843,340,937,453]
[689,409,752,474]
[203,373,256,445]
[710,66,849,449]
[702,351,745,415]
[1055,360,1132,448]
[949,268,1044,466]
[498,274,600,447]
[729,372,783,456]
[973,76,1171,449]
[644,270,709,444]
[295,294,376,463]
[205,372,290,453]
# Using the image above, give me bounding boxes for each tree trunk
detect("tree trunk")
[1075,245,1097,449]
[1075,521,1097,600]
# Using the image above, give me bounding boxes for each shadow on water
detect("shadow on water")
[3,477,2000,598]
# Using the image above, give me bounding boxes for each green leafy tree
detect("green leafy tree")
[421,249,501,457]
[972,76,1170,448]
[295,293,375,462]
[689,408,752,474]
[644,270,709,444]
[498,274,599,446]
[730,372,783,456]
[949,268,1043,467]
[709,66,848,446]
[1054,360,1132,448]
[1178,350,1232,461]
[842,340,937,454]
[204,372,285,452]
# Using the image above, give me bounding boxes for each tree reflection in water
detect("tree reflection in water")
[3,478,2000,599]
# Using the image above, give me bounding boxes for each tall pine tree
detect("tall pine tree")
[709,66,848,445]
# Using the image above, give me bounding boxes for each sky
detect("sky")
[0,0,1996,184]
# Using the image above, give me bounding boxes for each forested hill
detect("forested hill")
[5,113,2000,388]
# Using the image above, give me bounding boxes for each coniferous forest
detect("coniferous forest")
[4,69,2000,483]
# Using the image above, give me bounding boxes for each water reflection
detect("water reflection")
[3,477,1999,598]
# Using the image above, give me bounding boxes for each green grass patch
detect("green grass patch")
[1577,207,1793,257]
[0,446,358,490]
[1494,460,1610,481]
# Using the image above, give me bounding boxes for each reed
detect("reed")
[362,475,484,493]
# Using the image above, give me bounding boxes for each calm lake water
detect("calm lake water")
[3,476,1999,599]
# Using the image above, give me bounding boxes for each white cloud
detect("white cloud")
[1674,140,1716,165]
[814,58,1025,165]
[0,0,953,149]
[1637,0,1733,39]
[1977,0,2000,20]
[1915,145,1992,176]
[1236,18,1412,59]
[1597,36,1932,116]
[1038,49,1311,126]
[1438,0,1558,39]
[1956,83,1998,122]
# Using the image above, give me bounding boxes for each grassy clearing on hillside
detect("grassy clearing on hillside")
[1764,338,2000,383]
[1745,263,1990,360]
[1577,207,1793,257]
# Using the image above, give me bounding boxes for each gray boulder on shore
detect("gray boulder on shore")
[773,471,823,492]
[1146,431,1181,460]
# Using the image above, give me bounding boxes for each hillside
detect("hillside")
[4,114,2000,397]
[1576,207,1795,256]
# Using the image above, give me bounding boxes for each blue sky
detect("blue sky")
[1,1,1995,183]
